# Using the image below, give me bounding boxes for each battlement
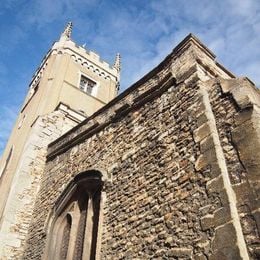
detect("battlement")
[28,25,120,91]
[52,39,118,77]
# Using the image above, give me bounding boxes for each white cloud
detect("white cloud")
[228,0,258,17]
[17,0,101,28]
[123,0,260,86]
[4,0,259,87]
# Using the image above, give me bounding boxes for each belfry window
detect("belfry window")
[45,171,103,260]
[79,75,96,95]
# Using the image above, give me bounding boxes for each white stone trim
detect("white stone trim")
[199,83,250,260]
[56,103,86,123]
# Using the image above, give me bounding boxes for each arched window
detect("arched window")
[45,170,103,260]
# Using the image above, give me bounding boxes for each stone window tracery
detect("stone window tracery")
[45,171,103,260]
[79,75,96,95]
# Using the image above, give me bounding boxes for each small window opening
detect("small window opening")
[79,75,96,95]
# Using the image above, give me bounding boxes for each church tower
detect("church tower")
[0,22,120,258]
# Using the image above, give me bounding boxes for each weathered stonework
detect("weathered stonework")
[217,78,260,258]
[0,108,85,259]
[19,35,260,259]
[0,30,258,259]
[0,23,119,260]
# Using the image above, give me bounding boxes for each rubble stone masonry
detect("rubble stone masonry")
[22,35,260,259]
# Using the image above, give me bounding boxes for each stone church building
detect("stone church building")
[0,23,259,259]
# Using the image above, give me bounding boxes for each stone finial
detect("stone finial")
[113,53,121,72]
[60,22,73,41]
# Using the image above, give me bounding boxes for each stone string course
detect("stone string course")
[21,36,260,259]
[216,79,260,258]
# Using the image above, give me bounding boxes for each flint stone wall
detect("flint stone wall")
[23,37,260,259]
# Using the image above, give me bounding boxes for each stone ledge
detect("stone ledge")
[210,222,242,259]
[47,74,176,160]
[200,206,231,230]
[219,78,260,110]
[193,122,212,143]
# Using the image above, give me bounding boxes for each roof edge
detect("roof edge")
[173,33,216,60]
[47,33,236,152]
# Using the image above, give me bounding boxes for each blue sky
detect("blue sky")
[0,0,260,154]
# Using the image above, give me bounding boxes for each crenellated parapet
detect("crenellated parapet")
[51,41,118,81]
[28,22,120,91]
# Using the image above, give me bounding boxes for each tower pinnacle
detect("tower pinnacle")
[113,53,121,72]
[60,22,73,41]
